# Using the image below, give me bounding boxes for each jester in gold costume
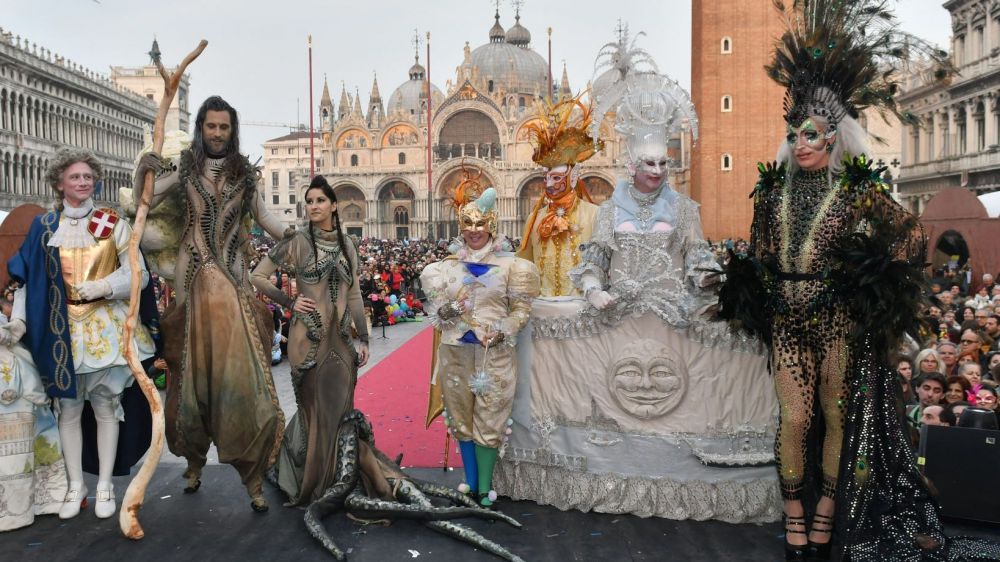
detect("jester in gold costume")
[517,94,603,297]
[421,175,540,507]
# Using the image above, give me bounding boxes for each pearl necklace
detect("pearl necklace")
[628,183,663,232]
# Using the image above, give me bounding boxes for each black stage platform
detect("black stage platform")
[4,465,998,562]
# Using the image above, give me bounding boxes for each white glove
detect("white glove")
[75,279,112,301]
[0,319,26,346]
[587,289,614,310]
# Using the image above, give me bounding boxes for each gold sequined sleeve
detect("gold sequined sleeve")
[499,258,541,340]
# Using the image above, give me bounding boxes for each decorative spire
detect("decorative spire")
[352,88,364,117]
[338,81,351,120]
[506,1,531,47]
[320,75,333,107]
[559,62,571,98]
[409,30,427,81]
[370,72,381,102]
[489,5,505,44]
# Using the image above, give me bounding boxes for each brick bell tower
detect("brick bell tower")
[690,0,788,241]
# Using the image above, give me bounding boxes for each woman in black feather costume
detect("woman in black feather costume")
[718,2,1000,560]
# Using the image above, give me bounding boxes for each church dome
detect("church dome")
[408,60,426,81]
[389,75,443,117]
[489,12,506,43]
[469,40,548,96]
[505,14,531,47]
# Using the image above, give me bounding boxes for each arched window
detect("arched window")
[350,154,359,167]
[721,37,732,54]
[398,152,406,165]
[721,153,733,171]
[343,204,363,221]
[394,206,409,225]
[721,95,732,112]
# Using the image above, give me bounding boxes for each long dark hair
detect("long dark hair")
[306,175,353,283]
[191,95,243,179]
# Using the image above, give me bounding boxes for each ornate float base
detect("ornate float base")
[496,299,781,523]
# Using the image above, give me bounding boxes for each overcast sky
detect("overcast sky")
[5,0,953,161]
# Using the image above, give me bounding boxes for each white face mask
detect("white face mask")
[633,155,669,176]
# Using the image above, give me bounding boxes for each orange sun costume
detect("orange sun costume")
[517,94,604,297]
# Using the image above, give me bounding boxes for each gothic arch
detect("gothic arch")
[379,122,419,148]
[335,127,369,149]
[580,173,616,204]
[432,100,508,146]
[331,182,367,236]
[375,177,416,201]
[516,173,545,219]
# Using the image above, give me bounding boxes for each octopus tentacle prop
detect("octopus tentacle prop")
[303,410,524,561]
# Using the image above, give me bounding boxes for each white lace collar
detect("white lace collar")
[48,198,97,249]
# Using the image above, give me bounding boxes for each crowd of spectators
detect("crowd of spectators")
[900,272,1000,441]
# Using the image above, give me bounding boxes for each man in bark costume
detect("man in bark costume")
[135,96,287,512]
[5,149,156,520]
[718,1,1000,559]
[421,178,540,507]
[517,93,602,297]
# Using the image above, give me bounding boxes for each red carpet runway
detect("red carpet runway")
[355,326,462,468]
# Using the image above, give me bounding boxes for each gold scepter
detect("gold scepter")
[119,38,207,540]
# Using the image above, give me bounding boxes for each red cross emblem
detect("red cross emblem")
[88,210,118,239]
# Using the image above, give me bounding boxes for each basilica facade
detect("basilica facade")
[262,10,692,239]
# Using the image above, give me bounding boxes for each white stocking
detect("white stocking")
[58,396,85,485]
[89,392,119,486]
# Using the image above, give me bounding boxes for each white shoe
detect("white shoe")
[58,482,89,519]
[95,482,116,519]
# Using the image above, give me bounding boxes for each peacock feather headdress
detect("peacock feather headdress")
[767,0,952,130]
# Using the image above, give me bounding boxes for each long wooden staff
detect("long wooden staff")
[119,38,207,540]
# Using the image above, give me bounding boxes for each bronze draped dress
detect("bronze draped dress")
[155,154,286,497]
[251,229,368,505]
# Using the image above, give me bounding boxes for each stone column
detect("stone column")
[966,100,977,154]
[987,95,997,148]
[947,105,958,156]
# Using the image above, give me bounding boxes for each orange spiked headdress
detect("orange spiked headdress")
[526,93,604,169]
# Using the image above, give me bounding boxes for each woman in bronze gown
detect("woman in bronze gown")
[251,175,369,505]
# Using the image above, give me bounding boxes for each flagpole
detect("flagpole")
[547,27,553,102]
[426,31,434,240]
[308,34,315,178]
